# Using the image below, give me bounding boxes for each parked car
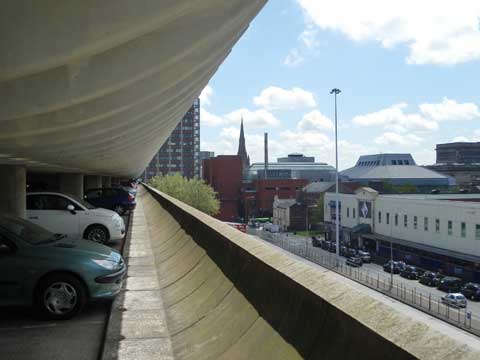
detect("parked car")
[120,179,138,196]
[357,250,371,263]
[0,214,125,319]
[441,293,467,308]
[383,260,406,274]
[419,271,444,287]
[311,236,321,247]
[437,276,463,293]
[340,245,347,257]
[461,283,480,301]
[400,265,423,280]
[346,248,357,257]
[26,192,125,244]
[346,256,363,267]
[85,187,136,215]
[321,240,330,250]
[328,243,337,253]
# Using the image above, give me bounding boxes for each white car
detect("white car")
[441,293,467,308]
[26,192,125,244]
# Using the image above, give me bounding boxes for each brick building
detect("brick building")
[144,99,200,181]
[251,178,309,217]
[202,155,243,222]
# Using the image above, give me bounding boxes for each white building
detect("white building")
[324,188,480,280]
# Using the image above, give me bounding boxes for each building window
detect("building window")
[413,216,418,229]
[476,225,480,240]
[378,211,381,224]
[394,214,398,226]
[353,208,356,219]
[404,215,408,227]
[448,221,453,235]
[435,219,440,233]
[461,222,466,238]
[424,217,428,231]
[386,212,390,225]
[347,208,350,218]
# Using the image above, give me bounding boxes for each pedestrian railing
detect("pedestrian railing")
[255,230,479,337]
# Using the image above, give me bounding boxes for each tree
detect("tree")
[310,194,325,224]
[149,173,220,216]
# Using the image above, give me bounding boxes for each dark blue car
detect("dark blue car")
[84,187,136,215]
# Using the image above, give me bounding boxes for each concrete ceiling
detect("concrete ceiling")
[0,0,267,177]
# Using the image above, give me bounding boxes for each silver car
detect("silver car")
[441,293,467,308]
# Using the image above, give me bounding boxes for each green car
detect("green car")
[0,213,126,319]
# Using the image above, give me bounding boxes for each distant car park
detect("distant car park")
[346,256,363,267]
[311,236,321,247]
[0,214,125,319]
[441,293,467,308]
[461,283,480,301]
[383,260,406,274]
[357,250,371,263]
[419,271,444,287]
[400,265,424,280]
[26,192,125,244]
[437,276,463,293]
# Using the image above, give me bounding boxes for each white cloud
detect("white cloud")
[353,103,438,132]
[450,130,480,143]
[253,86,316,111]
[374,132,424,147]
[199,85,213,106]
[452,136,471,142]
[201,108,224,127]
[225,108,280,128]
[299,24,319,50]
[298,110,334,132]
[419,98,480,122]
[296,0,480,65]
[283,49,305,67]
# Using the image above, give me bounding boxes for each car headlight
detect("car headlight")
[92,259,121,270]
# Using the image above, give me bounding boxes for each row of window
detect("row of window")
[377,211,480,240]
[357,159,410,167]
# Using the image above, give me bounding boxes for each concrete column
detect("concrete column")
[0,165,26,218]
[84,175,103,191]
[102,176,112,188]
[59,173,84,198]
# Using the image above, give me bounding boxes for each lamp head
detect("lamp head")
[330,88,341,95]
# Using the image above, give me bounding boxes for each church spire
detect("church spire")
[237,117,249,167]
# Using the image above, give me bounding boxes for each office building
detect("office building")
[324,188,480,281]
[341,153,453,187]
[426,142,480,188]
[144,99,200,181]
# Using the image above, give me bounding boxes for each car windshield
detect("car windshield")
[0,214,61,245]
[67,193,96,209]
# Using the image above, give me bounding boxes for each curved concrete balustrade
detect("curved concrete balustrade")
[0,1,267,176]
[139,184,480,359]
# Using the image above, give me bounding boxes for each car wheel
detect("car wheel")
[35,273,87,320]
[113,204,125,215]
[85,225,109,244]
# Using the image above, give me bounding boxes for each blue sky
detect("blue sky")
[200,0,480,170]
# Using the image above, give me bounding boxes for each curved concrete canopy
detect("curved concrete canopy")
[0,0,267,177]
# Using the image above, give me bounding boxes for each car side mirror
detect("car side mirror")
[67,204,76,214]
[0,243,12,255]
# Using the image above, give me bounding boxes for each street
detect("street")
[249,227,480,336]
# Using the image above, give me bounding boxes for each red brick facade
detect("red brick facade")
[202,155,243,222]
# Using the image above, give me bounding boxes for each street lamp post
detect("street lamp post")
[330,88,341,264]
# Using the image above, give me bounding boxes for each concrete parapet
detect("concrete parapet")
[138,184,480,359]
